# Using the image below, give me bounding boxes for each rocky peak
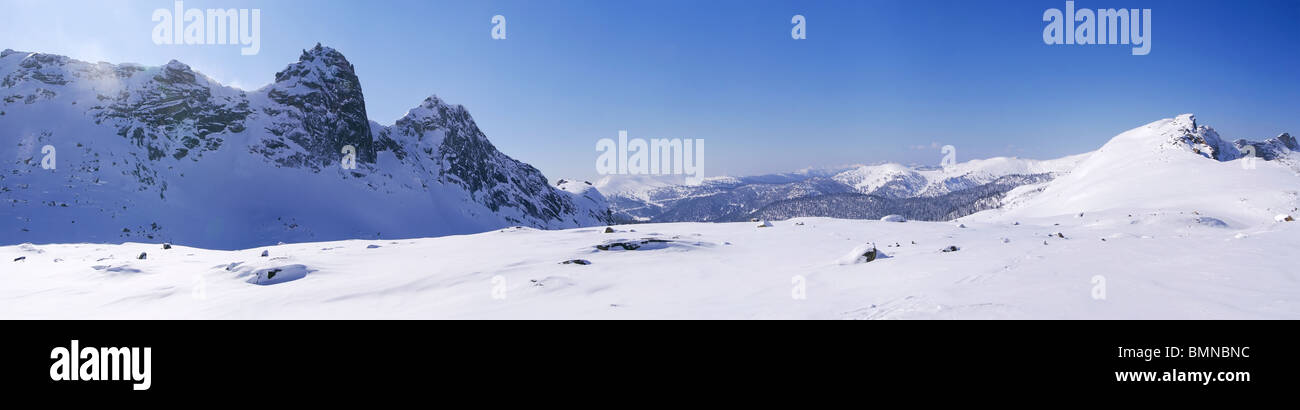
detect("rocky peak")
[1166,114,1238,161]
[262,44,375,168]
[393,95,479,139]
[1278,133,1297,151]
[274,43,357,84]
[156,60,198,85]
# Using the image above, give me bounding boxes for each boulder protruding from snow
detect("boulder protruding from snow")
[1277,214,1295,223]
[596,238,671,251]
[246,264,310,286]
[837,243,885,265]
[757,220,773,228]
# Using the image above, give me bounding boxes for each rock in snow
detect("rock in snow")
[1,213,1298,319]
[837,243,884,265]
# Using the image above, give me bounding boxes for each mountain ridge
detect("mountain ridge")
[0,45,611,249]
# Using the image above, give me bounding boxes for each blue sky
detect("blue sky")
[2,0,1298,181]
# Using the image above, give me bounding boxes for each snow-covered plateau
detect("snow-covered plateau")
[2,46,1298,319]
[3,210,1297,319]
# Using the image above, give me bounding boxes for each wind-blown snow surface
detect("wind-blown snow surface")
[3,215,1297,319]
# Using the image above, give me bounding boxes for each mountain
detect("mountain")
[996,114,1299,224]
[752,173,1055,222]
[603,114,1297,224]
[0,45,610,249]
[602,156,1085,223]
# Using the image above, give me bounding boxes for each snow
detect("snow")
[3,213,1297,319]
[836,243,884,265]
[994,114,1299,226]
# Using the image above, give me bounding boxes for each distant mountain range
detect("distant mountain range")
[598,116,1297,224]
[598,155,1086,223]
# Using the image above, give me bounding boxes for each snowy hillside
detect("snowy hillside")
[0,45,610,249]
[996,114,1300,225]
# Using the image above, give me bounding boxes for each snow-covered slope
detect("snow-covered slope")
[0,45,611,249]
[4,215,1297,319]
[996,114,1300,226]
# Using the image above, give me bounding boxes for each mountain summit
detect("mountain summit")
[262,44,375,168]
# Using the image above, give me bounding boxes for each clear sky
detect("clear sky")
[3,0,1298,181]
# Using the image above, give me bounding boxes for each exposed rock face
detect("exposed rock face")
[98,60,251,163]
[1234,133,1299,161]
[1165,114,1239,161]
[260,44,374,170]
[381,95,610,227]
